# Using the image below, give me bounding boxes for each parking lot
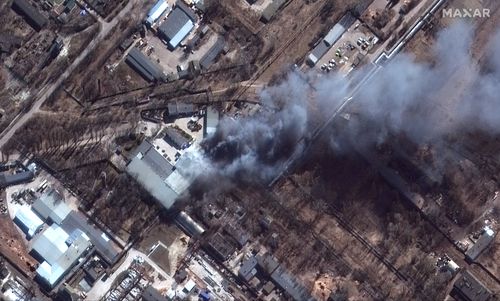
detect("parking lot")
[316,21,379,75]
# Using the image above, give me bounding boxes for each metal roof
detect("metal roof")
[324,13,355,46]
[126,48,164,82]
[146,0,169,25]
[126,141,179,209]
[11,0,48,31]
[158,8,193,49]
[307,41,329,66]
[465,227,495,261]
[238,256,258,282]
[166,102,196,117]
[0,171,34,188]
[31,189,71,225]
[175,211,205,237]
[200,36,225,69]
[60,211,120,264]
[33,224,91,287]
[164,127,191,150]
[176,1,197,22]
[271,266,315,301]
[14,207,43,238]
[203,106,220,137]
[452,271,492,301]
[261,0,286,22]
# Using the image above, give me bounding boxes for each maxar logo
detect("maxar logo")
[442,8,490,18]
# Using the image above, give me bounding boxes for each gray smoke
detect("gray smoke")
[189,20,500,187]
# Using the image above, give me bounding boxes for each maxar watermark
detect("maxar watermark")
[442,8,490,18]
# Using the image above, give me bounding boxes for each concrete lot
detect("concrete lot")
[145,29,219,74]
[316,21,379,75]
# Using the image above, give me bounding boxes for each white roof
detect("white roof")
[32,224,69,265]
[184,279,196,291]
[147,0,169,25]
[14,207,43,238]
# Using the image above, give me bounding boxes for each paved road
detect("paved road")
[0,0,140,153]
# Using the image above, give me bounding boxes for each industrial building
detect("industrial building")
[175,211,205,236]
[11,0,48,31]
[203,106,220,137]
[238,256,258,282]
[163,127,192,150]
[306,13,357,66]
[126,140,179,209]
[0,170,34,188]
[31,224,91,288]
[60,211,120,265]
[261,0,287,23]
[465,226,496,262]
[450,270,492,301]
[158,7,195,49]
[31,189,71,225]
[13,207,44,239]
[146,0,169,26]
[200,36,225,69]
[126,47,166,82]
[165,102,197,121]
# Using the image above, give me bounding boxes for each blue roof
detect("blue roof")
[168,19,194,48]
[146,0,168,25]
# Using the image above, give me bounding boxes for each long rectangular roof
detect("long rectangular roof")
[11,0,48,31]
[200,36,225,69]
[0,171,34,188]
[126,48,164,82]
[146,0,169,25]
[324,13,356,46]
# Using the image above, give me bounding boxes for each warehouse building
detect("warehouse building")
[465,226,496,262]
[61,211,120,265]
[163,127,192,150]
[200,36,225,69]
[11,0,48,31]
[175,211,205,237]
[203,106,220,137]
[261,0,287,23]
[126,47,166,82]
[158,7,195,49]
[146,0,169,26]
[126,140,179,209]
[13,207,44,239]
[31,189,71,225]
[0,170,34,188]
[31,224,91,288]
[165,102,197,121]
[306,13,356,66]
[450,270,491,301]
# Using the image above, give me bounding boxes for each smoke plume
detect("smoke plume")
[188,20,500,187]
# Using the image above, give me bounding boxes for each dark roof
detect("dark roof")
[158,8,191,41]
[205,232,236,262]
[307,40,329,66]
[238,256,258,282]
[176,1,197,21]
[0,171,34,188]
[261,0,286,23]
[11,0,48,31]
[200,36,225,69]
[166,102,196,117]
[126,47,164,82]
[61,211,120,264]
[271,266,314,301]
[163,127,191,150]
[142,286,168,301]
[451,271,491,301]
[223,224,249,248]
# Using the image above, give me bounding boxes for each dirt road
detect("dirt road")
[0,0,142,155]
